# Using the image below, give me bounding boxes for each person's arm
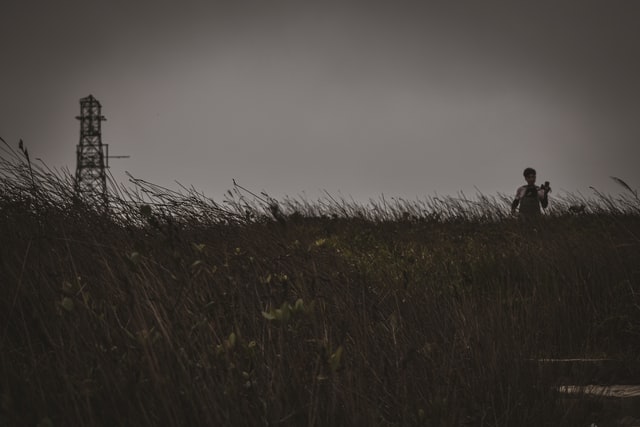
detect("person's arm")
[511,186,523,214]
[538,185,550,209]
[540,190,549,209]
[511,198,519,214]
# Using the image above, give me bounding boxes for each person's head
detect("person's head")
[523,167,536,185]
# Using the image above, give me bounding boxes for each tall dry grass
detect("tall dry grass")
[2,137,640,426]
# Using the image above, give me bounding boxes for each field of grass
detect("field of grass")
[2,139,640,426]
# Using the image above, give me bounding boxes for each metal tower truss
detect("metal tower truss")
[75,94,107,206]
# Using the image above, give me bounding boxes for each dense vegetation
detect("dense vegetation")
[2,139,640,426]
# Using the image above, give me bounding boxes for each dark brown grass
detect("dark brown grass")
[2,138,640,426]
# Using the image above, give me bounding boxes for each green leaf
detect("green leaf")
[329,346,343,372]
[192,243,206,252]
[227,332,236,349]
[124,252,141,271]
[260,274,272,284]
[60,297,74,312]
[262,310,276,320]
[125,252,141,271]
[314,238,327,247]
[279,302,291,322]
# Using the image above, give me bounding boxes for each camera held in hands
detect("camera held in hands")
[525,181,551,197]
[541,181,551,193]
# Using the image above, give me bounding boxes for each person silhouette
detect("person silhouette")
[511,167,550,219]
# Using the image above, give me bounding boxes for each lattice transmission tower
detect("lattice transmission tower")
[74,94,128,207]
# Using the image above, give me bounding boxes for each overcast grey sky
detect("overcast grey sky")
[2,0,639,203]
